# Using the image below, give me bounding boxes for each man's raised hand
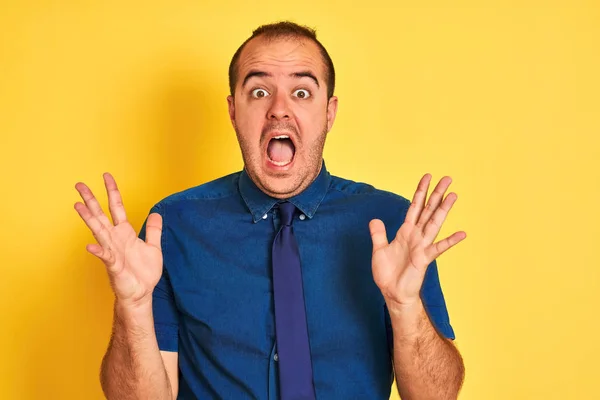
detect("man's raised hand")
[74,173,163,307]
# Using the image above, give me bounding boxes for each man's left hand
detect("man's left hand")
[369,174,466,307]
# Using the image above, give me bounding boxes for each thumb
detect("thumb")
[145,213,163,250]
[369,219,389,253]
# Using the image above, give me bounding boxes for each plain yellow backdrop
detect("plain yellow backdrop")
[1,0,599,399]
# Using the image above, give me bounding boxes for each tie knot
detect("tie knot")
[278,202,296,226]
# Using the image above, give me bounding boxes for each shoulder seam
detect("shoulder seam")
[157,173,241,204]
[329,186,409,202]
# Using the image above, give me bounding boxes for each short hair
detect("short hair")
[228,21,336,99]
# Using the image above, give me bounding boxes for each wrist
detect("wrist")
[112,297,155,342]
[386,298,427,339]
[114,295,153,320]
[384,294,423,314]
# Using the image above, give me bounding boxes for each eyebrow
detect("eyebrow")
[242,70,272,89]
[291,71,320,88]
[241,70,320,89]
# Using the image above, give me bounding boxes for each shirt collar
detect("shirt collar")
[238,160,332,223]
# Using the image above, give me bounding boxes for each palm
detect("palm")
[372,222,430,301]
[369,174,466,305]
[74,173,164,305]
[106,221,163,302]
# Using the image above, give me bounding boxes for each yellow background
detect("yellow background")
[1,0,599,399]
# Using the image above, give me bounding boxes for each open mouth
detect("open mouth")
[267,135,296,167]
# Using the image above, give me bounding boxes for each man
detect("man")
[74,21,465,399]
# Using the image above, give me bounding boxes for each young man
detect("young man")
[75,21,465,400]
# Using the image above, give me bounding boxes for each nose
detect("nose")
[267,91,290,120]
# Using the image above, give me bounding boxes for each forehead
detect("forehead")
[237,36,326,80]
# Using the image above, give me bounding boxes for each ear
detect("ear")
[227,95,236,129]
[326,96,338,132]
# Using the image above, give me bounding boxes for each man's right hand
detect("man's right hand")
[74,172,163,308]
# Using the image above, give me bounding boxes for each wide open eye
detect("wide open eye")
[251,88,270,98]
[293,89,311,99]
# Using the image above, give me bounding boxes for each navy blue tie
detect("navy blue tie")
[272,202,316,400]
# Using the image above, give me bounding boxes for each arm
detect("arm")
[388,300,464,399]
[369,174,467,399]
[100,300,178,400]
[74,173,179,399]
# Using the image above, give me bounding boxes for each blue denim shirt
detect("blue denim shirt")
[138,161,455,399]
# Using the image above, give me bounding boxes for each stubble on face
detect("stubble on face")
[234,119,328,198]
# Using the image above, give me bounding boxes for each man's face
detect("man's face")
[227,36,338,199]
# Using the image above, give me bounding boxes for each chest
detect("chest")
[165,209,386,354]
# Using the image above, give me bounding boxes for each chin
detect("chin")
[259,173,302,199]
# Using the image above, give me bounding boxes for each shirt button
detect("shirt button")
[274,353,279,361]
[262,214,268,220]
[299,214,306,221]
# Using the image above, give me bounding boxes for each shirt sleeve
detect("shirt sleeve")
[138,203,180,352]
[419,259,455,339]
